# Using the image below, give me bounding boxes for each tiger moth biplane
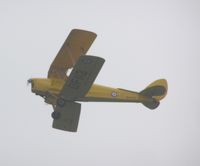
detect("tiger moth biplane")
[28,29,168,132]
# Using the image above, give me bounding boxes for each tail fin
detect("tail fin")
[140,79,168,109]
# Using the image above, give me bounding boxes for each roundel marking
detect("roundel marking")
[111,91,118,97]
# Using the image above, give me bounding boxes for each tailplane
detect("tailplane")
[140,79,168,109]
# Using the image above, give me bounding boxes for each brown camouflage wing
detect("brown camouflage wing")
[48,29,97,79]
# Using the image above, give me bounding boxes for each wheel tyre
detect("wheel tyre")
[57,98,66,107]
[51,111,61,120]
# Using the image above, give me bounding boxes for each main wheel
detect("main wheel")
[56,98,66,107]
[51,111,61,120]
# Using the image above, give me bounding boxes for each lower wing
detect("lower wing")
[52,102,81,132]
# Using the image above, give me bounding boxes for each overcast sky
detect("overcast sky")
[0,0,200,166]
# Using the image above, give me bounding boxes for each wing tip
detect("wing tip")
[71,28,97,37]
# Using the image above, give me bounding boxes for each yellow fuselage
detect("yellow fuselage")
[30,78,145,104]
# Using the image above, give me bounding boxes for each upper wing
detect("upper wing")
[48,29,97,79]
[58,55,105,101]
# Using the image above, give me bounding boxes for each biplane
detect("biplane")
[28,29,168,132]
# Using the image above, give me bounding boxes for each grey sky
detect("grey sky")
[0,0,200,166]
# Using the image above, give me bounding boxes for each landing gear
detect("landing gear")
[51,111,61,120]
[56,98,66,107]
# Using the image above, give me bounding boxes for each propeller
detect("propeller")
[27,79,32,86]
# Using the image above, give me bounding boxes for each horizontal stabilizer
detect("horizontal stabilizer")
[140,86,166,97]
[140,79,168,100]
[142,98,160,110]
[140,79,168,110]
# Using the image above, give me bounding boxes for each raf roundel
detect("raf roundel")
[111,91,118,97]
